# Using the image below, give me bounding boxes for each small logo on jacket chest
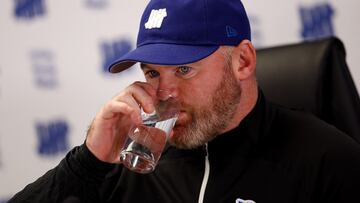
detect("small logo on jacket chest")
[236,198,256,203]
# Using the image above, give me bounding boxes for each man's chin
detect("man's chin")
[168,127,190,149]
[168,127,203,149]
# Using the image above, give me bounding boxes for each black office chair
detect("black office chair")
[256,37,360,143]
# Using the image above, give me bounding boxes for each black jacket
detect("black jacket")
[10,92,360,203]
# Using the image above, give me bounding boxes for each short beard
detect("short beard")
[170,60,242,149]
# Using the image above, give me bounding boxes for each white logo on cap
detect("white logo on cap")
[144,8,167,29]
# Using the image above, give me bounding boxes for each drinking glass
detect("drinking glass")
[120,94,179,173]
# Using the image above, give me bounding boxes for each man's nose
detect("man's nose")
[156,75,179,100]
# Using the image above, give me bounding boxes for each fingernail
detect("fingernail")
[145,103,155,113]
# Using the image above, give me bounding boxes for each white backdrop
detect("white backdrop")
[0,0,359,201]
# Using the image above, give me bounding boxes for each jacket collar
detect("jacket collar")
[207,89,275,157]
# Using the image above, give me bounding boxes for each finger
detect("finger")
[131,82,157,112]
[101,100,141,124]
[117,82,157,114]
[134,81,157,98]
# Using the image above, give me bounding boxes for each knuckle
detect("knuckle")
[133,81,144,86]
[103,101,115,112]
[130,81,145,90]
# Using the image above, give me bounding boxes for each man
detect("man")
[9,0,360,202]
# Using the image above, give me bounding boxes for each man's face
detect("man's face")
[142,47,241,149]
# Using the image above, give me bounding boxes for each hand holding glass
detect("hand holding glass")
[120,94,179,173]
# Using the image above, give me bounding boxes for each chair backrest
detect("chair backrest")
[256,37,360,143]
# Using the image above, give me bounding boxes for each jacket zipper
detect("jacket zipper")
[198,144,210,203]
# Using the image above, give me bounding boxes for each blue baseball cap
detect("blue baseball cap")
[109,0,251,73]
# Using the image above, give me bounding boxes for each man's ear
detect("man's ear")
[231,40,256,80]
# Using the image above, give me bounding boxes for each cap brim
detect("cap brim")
[109,43,219,73]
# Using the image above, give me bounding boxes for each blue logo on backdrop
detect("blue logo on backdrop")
[85,0,108,9]
[14,0,46,19]
[101,39,133,73]
[36,119,70,156]
[31,50,58,89]
[300,3,335,40]
[0,198,9,203]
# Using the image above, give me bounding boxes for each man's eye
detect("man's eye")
[146,70,160,78]
[178,66,191,75]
